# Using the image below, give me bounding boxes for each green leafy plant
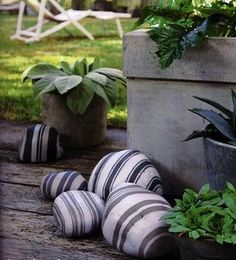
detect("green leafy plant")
[162,182,236,244]
[22,58,127,115]
[185,90,236,145]
[136,0,236,69]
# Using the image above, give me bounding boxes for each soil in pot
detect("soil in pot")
[42,93,107,149]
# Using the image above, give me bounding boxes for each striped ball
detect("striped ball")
[18,124,63,163]
[53,190,105,237]
[40,171,87,200]
[88,149,162,200]
[102,183,175,259]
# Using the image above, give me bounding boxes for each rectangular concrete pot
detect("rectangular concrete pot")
[123,29,236,196]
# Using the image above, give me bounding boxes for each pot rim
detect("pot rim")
[205,137,236,149]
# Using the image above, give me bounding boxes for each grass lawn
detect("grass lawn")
[0,13,136,128]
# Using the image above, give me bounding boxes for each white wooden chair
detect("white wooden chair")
[11,0,131,43]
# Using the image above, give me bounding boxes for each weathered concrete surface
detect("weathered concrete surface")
[42,94,107,149]
[124,30,236,196]
[124,30,236,83]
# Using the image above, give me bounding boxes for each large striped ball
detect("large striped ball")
[53,190,105,237]
[18,124,63,163]
[88,149,162,200]
[102,183,175,259]
[40,171,87,200]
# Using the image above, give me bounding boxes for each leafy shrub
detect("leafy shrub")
[185,90,236,145]
[136,0,236,69]
[162,182,236,244]
[22,58,126,115]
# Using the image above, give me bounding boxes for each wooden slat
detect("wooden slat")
[0,159,95,186]
[0,208,132,260]
[0,182,52,214]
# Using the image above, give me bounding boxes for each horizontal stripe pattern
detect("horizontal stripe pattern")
[53,190,105,237]
[40,171,88,200]
[102,183,174,258]
[18,124,63,163]
[88,149,162,200]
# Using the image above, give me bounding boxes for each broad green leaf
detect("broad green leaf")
[54,75,82,94]
[60,61,73,75]
[74,60,86,76]
[85,71,107,86]
[90,57,101,71]
[33,75,56,97]
[198,184,210,195]
[103,79,119,107]
[189,230,200,240]
[226,182,236,192]
[169,225,190,233]
[193,95,233,119]
[93,68,126,83]
[66,83,94,115]
[94,84,110,106]
[22,63,66,81]
[189,108,236,141]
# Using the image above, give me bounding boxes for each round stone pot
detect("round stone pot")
[42,93,107,149]
[177,236,236,260]
[204,137,236,189]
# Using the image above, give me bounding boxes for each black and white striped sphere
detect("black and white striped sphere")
[102,183,175,259]
[88,149,162,200]
[53,190,105,237]
[40,171,87,200]
[18,124,63,163]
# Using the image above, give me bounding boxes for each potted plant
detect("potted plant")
[136,0,236,69]
[162,182,236,260]
[22,58,126,148]
[185,90,236,189]
[123,0,236,196]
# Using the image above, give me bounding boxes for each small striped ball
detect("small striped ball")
[102,183,175,259]
[18,124,63,163]
[88,149,162,200]
[53,190,105,237]
[40,171,87,200]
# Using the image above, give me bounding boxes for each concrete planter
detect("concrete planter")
[123,29,236,196]
[204,137,236,189]
[42,94,107,149]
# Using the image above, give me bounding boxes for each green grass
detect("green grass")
[0,13,136,128]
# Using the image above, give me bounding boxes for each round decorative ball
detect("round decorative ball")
[88,149,162,200]
[18,124,63,163]
[53,190,105,237]
[40,170,87,200]
[102,183,175,259]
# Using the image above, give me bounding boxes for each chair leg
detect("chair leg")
[115,18,123,38]
[10,0,25,39]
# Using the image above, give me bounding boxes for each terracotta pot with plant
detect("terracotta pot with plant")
[185,90,236,189]
[162,183,236,260]
[22,58,126,148]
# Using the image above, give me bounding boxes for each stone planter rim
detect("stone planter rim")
[205,137,236,149]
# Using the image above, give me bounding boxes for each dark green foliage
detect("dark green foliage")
[185,90,236,144]
[136,0,236,69]
[162,183,236,244]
